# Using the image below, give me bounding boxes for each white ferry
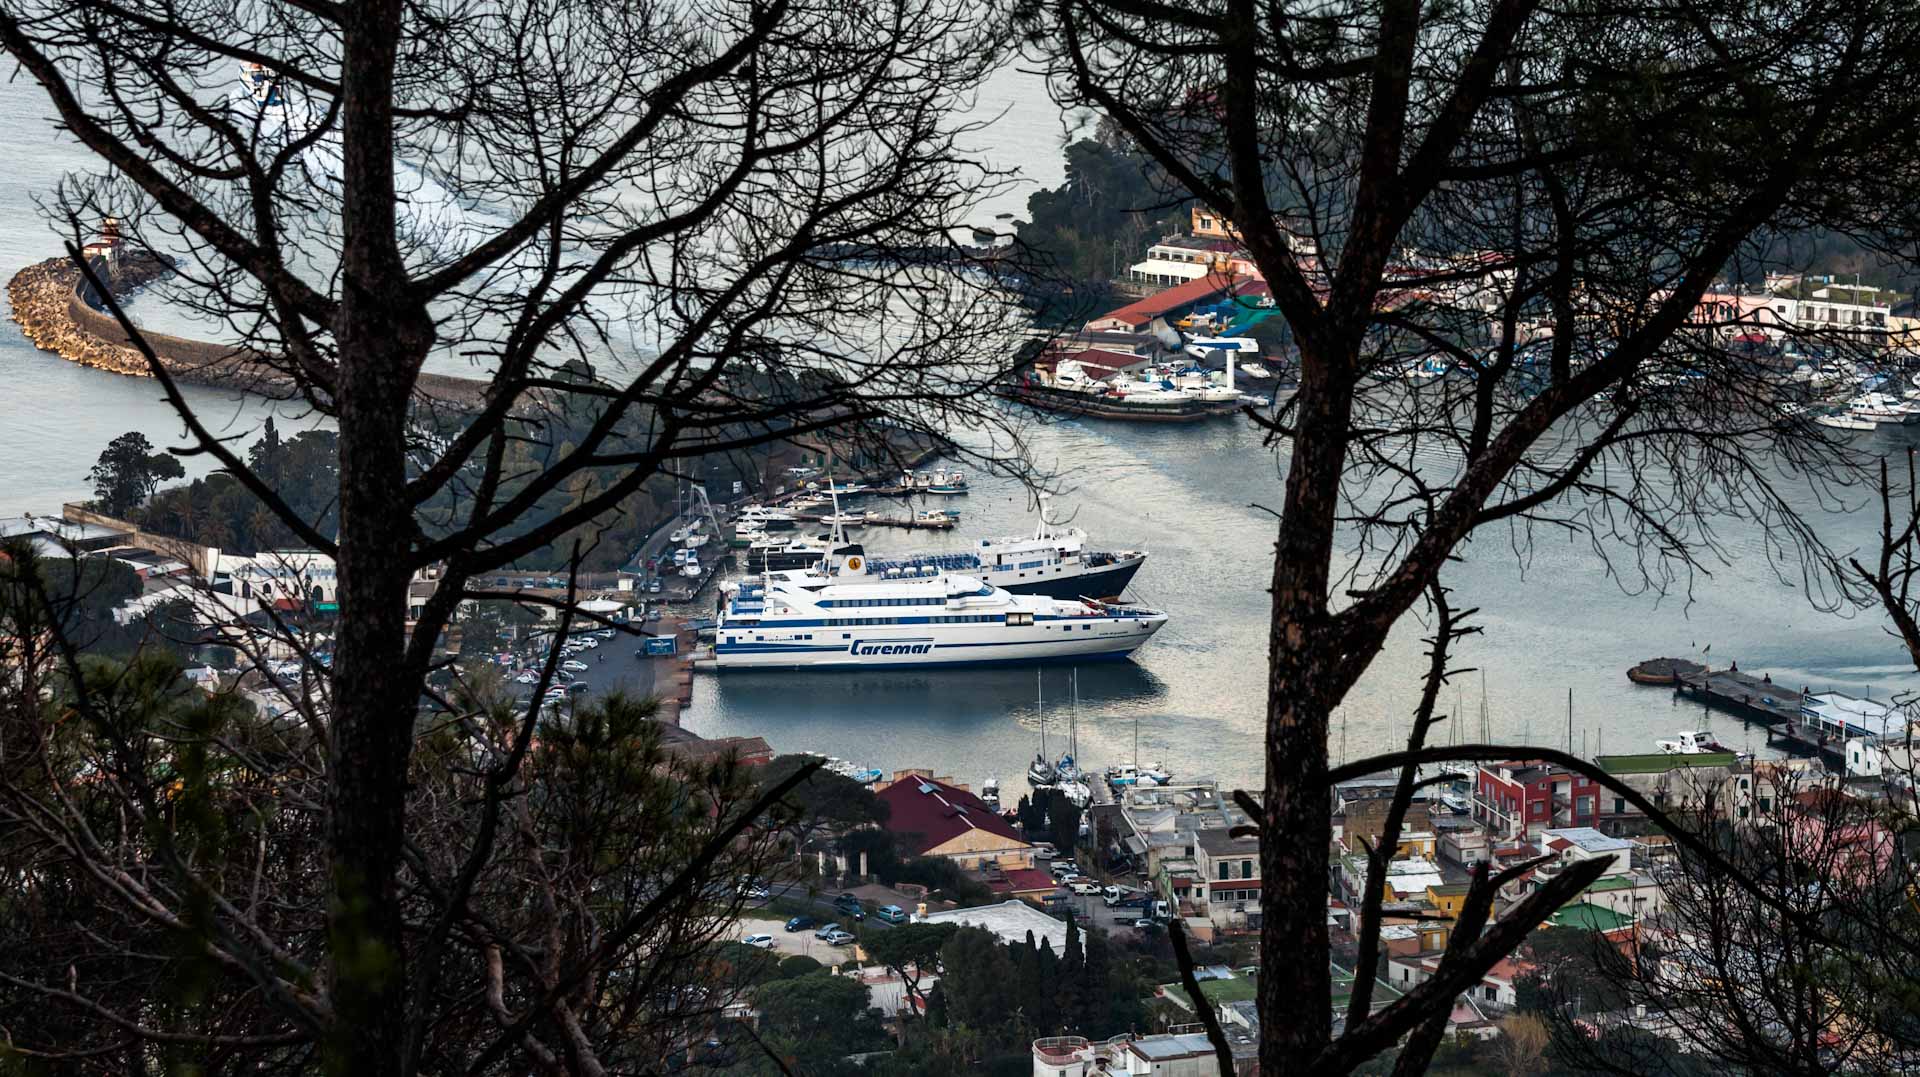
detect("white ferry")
[713,555,1166,670]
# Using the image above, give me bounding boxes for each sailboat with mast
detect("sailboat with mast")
[1051,670,1092,805]
[1027,671,1057,787]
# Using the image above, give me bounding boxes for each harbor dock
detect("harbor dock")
[1630,658,1843,758]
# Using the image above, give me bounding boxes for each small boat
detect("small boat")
[1404,354,1450,381]
[669,528,690,543]
[1054,752,1082,784]
[1238,362,1273,379]
[682,532,710,549]
[1657,730,1731,755]
[681,561,701,577]
[1057,780,1091,807]
[817,512,865,526]
[672,548,691,566]
[980,776,1001,809]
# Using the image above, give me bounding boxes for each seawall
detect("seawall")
[7,255,506,412]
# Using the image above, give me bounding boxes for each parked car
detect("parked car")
[738,881,771,900]
[783,916,814,932]
[561,660,589,672]
[1133,918,1160,933]
[742,934,774,949]
[874,904,909,925]
[566,681,589,693]
[1069,881,1101,896]
[813,922,841,940]
[1030,842,1058,859]
[514,672,538,685]
[823,930,857,947]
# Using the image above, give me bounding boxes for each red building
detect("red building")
[1473,762,1600,839]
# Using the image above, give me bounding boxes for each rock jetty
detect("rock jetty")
[7,254,504,412]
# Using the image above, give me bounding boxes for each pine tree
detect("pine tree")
[1035,937,1062,1033]
[1062,913,1088,1031]
[1084,928,1117,1034]
[925,981,949,1028]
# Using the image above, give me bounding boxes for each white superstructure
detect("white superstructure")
[713,562,1166,670]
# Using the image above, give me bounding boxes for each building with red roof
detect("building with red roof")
[1084,273,1265,333]
[875,774,1033,872]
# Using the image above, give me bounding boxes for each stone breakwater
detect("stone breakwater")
[7,255,504,412]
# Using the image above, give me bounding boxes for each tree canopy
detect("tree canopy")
[88,430,183,517]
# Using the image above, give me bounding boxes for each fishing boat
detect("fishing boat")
[925,468,970,495]
[1238,361,1274,379]
[913,509,957,526]
[817,512,866,527]
[713,556,1167,670]
[980,776,1001,809]
[682,532,710,550]
[669,527,690,543]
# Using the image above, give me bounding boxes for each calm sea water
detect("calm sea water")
[1,67,1911,792]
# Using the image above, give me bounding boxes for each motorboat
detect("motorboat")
[1106,762,1171,787]
[744,533,833,572]
[1657,730,1731,755]
[1054,751,1082,784]
[1057,780,1092,807]
[1847,392,1920,424]
[980,776,1001,809]
[669,527,690,543]
[1182,336,1259,361]
[713,554,1168,670]
[682,532,710,549]
[1815,411,1877,431]
[817,512,866,526]
[736,506,798,531]
[1238,362,1273,379]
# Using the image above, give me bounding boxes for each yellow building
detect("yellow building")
[1426,882,1472,919]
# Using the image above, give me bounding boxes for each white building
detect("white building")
[915,899,1067,951]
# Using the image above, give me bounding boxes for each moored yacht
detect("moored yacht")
[712,557,1167,670]
[765,504,1146,600]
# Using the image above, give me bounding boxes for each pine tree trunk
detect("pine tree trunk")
[1259,346,1352,1071]
[323,2,433,1071]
